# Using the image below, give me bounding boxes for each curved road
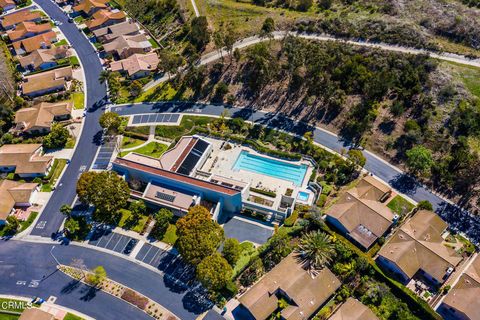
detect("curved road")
[30,0,107,237]
[144,31,480,90]
[112,101,480,243]
[0,240,205,320]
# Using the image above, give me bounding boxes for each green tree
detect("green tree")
[416,200,433,211]
[99,111,121,134]
[87,266,107,287]
[60,204,72,218]
[319,0,332,9]
[189,16,210,50]
[129,80,143,97]
[295,231,335,271]
[196,253,233,291]
[64,218,80,235]
[4,216,19,235]
[222,238,241,266]
[261,17,275,38]
[406,145,434,176]
[176,205,224,265]
[43,123,69,149]
[158,50,183,79]
[233,48,241,62]
[245,42,277,93]
[98,70,111,84]
[297,0,313,11]
[347,149,366,168]
[76,171,130,222]
[151,208,173,239]
[129,200,146,219]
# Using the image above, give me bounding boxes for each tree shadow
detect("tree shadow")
[80,285,100,301]
[182,286,213,314]
[388,173,419,196]
[61,279,81,294]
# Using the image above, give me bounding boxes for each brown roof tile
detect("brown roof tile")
[22,66,72,95]
[0,144,52,175]
[13,31,58,54]
[1,9,42,29]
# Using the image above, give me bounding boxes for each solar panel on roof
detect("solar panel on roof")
[132,115,141,124]
[148,114,156,122]
[155,191,176,202]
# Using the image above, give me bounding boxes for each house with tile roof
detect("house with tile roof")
[326,176,395,250]
[239,253,341,320]
[85,9,126,31]
[377,210,463,285]
[12,30,58,55]
[110,53,159,78]
[0,144,53,178]
[103,33,151,59]
[7,21,53,42]
[14,101,72,134]
[73,0,109,16]
[328,298,379,320]
[0,180,38,224]
[0,0,16,12]
[437,254,480,320]
[17,46,69,71]
[93,20,140,43]
[22,66,72,97]
[1,9,42,30]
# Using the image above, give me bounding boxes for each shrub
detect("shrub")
[284,210,299,227]
[416,200,433,211]
[250,187,276,198]
[121,289,149,310]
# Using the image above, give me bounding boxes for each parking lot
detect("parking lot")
[130,113,180,125]
[135,243,196,286]
[92,137,118,170]
[88,228,138,255]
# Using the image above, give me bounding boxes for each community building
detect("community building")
[0,180,38,225]
[103,34,151,59]
[93,20,140,43]
[1,9,42,30]
[17,46,70,71]
[239,253,341,320]
[110,52,159,78]
[328,298,379,320]
[85,9,126,30]
[22,66,72,97]
[325,176,396,250]
[0,144,53,178]
[377,210,462,286]
[437,255,480,320]
[14,101,72,134]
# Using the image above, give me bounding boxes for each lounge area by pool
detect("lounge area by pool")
[233,151,307,186]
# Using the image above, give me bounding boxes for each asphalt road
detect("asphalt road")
[112,101,480,243]
[30,0,106,237]
[0,240,208,320]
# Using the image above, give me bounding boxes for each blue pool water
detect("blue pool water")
[233,151,307,186]
[297,191,310,201]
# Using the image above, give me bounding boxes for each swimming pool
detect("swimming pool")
[233,151,307,186]
[297,191,310,202]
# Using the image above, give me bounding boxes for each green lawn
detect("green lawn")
[118,209,149,233]
[134,82,179,103]
[155,116,215,139]
[69,56,80,67]
[387,195,415,216]
[121,136,145,149]
[19,212,38,233]
[65,136,76,149]
[74,16,86,24]
[444,61,480,98]
[161,224,178,245]
[148,37,160,49]
[55,39,68,47]
[233,241,258,277]
[63,313,84,320]
[0,298,28,315]
[41,159,67,192]
[119,142,167,158]
[72,92,85,109]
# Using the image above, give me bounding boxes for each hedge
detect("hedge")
[284,210,299,227]
[121,289,149,310]
[123,131,149,140]
[250,187,276,198]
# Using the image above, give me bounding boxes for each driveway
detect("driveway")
[0,240,211,320]
[30,0,107,237]
[113,101,480,243]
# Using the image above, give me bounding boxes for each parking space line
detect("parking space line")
[140,244,153,262]
[148,248,162,265]
[110,235,123,252]
[101,232,115,249]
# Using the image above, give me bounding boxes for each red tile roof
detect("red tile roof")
[114,158,240,196]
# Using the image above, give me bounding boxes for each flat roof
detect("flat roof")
[143,181,197,212]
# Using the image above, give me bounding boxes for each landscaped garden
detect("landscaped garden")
[119,141,168,158]
[40,159,67,192]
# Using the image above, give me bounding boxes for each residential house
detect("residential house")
[93,20,140,43]
[13,31,58,55]
[14,101,72,134]
[22,66,72,97]
[437,255,480,320]
[7,21,52,42]
[325,176,395,250]
[0,180,38,225]
[377,210,462,285]
[110,52,159,79]
[17,46,70,71]
[73,0,109,16]
[0,0,16,12]
[328,298,379,320]
[239,253,341,320]
[1,9,42,30]
[0,144,53,178]
[103,34,151,59]
[85,9,126,31]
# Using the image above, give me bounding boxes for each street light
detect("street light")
[50,246,60,266]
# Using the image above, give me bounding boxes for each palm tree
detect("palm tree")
[98,70,111,84]
[295,231,335,271]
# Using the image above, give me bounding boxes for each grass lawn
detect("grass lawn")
[63,313,84,320]
[41,159,67,192]
[65,136,76,149]
[155,115,215,139]
[118,209,149,233]
[233,241,258,277]
[19,212,38,233]
[74,15,86,24]
[148,37,160,49]
[72,92,85,109]
[121,136,145,149]
[0,298,28,313]
[444,61,480,98]
[69,56,80,67]
[55,39,68,47]
[119,142,167,158]
[134,82,179,103]
[161,224,178,245]
[387,195,415,216]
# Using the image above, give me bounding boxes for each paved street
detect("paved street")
[0,241,210,319]
[113,101,480,243]
[30,0,107,237]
